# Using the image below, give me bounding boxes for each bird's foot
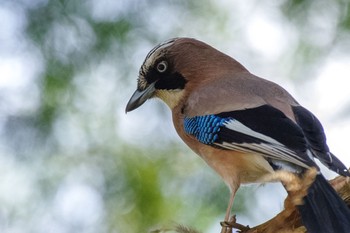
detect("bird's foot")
[220,215,250,233]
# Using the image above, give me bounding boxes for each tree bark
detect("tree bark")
[234,170,350,233]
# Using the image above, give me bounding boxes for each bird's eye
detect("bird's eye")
[156,61,168,73]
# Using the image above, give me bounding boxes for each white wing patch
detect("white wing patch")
[224,119,281,145]
[216,119,311,169]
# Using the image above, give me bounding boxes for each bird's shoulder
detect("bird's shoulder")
[183,72,296,117]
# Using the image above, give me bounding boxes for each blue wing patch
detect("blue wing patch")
[182,105,317,170]
[184,115,229,144]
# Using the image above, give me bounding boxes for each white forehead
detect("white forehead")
[143,38,177,68]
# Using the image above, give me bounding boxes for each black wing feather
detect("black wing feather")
[292,106,350,176]
[215,105,317,169]
[217,105,307,153]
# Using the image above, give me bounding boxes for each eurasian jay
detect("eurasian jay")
[125,38,350,233]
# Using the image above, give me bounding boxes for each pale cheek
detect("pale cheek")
[155,90,185,109]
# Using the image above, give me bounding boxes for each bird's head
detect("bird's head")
[125,37,247,112]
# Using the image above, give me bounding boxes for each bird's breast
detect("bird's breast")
[172,110,274,191]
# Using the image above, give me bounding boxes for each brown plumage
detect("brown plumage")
[126,38,350,233]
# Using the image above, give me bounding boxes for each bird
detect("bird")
[125,37,350,233]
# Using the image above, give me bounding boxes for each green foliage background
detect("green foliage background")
[1,0,350,232]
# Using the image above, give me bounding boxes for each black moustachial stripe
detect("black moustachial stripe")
[155,72,187,90]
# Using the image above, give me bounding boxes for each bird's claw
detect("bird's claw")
[220,215,237,227]
[220,215,250,233]
[220,221,231,227]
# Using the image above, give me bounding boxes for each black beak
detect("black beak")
[125,82,156,113]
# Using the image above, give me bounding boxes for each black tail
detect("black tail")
[298,174,350,233]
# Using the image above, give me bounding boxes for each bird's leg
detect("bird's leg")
[225,190,236,222]
[220,190,237,233]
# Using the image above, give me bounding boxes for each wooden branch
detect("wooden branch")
[154,169,350,233]
[234,169,350,233]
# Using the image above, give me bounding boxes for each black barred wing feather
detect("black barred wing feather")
[184,105,317,171]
